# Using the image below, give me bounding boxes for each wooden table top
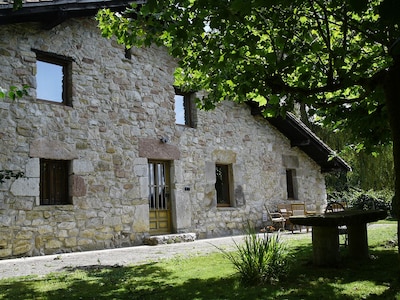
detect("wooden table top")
[289,209,387,227]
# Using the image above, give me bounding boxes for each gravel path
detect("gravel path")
[0,231,310,279]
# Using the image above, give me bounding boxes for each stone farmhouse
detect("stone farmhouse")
[0,0,349,258]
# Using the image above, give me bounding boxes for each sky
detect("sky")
[174,94,185,125]
[36,61,63,102]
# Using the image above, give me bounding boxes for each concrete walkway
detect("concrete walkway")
[0,230,310,279]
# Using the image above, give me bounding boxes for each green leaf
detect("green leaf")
[268,94,280,105]
[299,16,307,23]
[253,94,267,106]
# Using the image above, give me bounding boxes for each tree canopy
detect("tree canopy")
[98,0,399,149]
[98,0,400,254]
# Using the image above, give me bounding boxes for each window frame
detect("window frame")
[174,88,196,128]
[40,159,71,205]
[215,164,233,207]
[33,49,73,106]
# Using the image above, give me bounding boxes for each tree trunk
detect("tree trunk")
[383,59,400,259]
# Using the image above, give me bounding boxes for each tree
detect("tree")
[307,120,394,192]
[96,0,400,255]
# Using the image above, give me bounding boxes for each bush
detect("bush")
[327,188,393,215]
[219,229,290,286]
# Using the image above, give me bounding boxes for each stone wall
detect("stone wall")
[0,17,326,258]
[175,101,326,238]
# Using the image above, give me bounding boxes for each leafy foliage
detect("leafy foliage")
[96,0,400,255]
[328,188,394,214]
[219,229,290,286]
[329,144,394,191]
[97,0,399,147]
[96,0,399,210]
[307,120,395,191]
[0,85,29,100]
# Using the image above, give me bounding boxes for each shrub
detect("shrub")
[219,229,290,286]
[327,188,394,215]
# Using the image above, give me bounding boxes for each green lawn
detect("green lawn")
[0,221,398,300]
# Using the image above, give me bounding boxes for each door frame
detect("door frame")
[148,160,173,235]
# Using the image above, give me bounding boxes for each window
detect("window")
[215,164,232,207]
[174,89,196,127]
[34,49,72,106]
[286,169,297,200]
[40,159,71,205]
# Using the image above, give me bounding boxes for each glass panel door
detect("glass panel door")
[148,161,171,234]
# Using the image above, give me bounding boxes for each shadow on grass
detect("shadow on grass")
[283,243,400,300]
[0,246,398,300]
[0,262,173,300]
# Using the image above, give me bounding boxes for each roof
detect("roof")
[268,113,350,173]
[248,104,351,173]
[0,1,351,173]
[0,0,140,28]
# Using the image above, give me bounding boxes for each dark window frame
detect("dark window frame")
[174,88,196,128]
[215,164,232,207]
[33,49,73,107]
[40,159,71,205]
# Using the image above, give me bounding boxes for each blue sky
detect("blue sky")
[174,95,185,125]
[36,61,63,102]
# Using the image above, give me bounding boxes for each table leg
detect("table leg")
[347,223,369,259]
[312,226,340,266]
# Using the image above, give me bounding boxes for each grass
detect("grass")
[0,220,398,300]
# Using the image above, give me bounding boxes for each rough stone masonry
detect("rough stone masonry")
[0,17,327,258]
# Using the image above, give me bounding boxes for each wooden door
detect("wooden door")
[148,161,172,235]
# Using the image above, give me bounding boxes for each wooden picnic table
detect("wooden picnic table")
[289,209,387,266]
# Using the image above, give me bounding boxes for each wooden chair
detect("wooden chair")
[291,203,309,232]
[277,204,292,215]
[326,201,347,211]
[265,207,286,230]
[277,204,292,230]
[325,201,348,246]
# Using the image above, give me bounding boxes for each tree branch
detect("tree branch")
[342,5,348,57]
[264,67,387,98]
[313,93,368,109]
[330,5,391,48]
[315,0,334,85]
[308,0,326,43]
